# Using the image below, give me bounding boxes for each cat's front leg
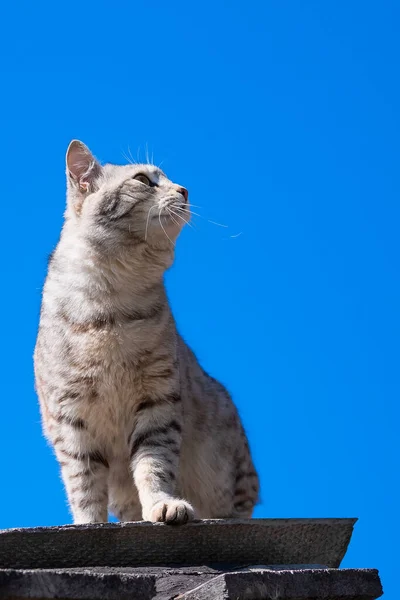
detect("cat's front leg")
[129,397,194,525]
[52,428,109,524]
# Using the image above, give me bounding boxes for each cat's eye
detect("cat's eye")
[134,174,151,186]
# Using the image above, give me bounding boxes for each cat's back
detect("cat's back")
[175,336,259,518]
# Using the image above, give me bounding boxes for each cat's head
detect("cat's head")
[65,140,189,253]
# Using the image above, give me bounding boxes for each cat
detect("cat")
[34,140,259,525]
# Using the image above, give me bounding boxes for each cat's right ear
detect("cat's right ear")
[66,140,102,196]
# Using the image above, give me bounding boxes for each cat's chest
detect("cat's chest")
[70,340,149,445]
[72,325,173,399]
[72,320,153,363]
[71,341,176,451]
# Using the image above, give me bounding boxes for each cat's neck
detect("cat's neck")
[51,227,171,317]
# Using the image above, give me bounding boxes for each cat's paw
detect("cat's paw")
[148,499,195,525]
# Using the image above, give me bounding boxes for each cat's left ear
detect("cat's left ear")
[66,140,102,194]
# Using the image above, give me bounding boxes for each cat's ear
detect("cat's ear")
[66,140,102,195]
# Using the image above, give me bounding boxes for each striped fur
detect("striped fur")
[34,140,259,525]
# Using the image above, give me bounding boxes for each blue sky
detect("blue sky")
[0,0,398,597]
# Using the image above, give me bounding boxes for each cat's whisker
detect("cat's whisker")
[127,146,137,165]
[166,208,180,228]
[158,208,175,247]
[167,207,184,224]
[169,202,191,217]
[169,207,196,231]
[172,206,198,227]
[170,215,181,228]
[145,205,156,241]
[172,208,201,233]
[174,206,229,229]
[169,208,196,232]
[207,219,229,228]
[173,207,202,218]
[185,203,203,209]
[169,202,189,214]
[121,150,133,165]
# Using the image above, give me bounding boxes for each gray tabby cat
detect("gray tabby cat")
[34,141,259,525]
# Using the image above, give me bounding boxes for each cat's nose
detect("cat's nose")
[176,186,188,203]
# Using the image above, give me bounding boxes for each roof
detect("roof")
[0,519,383,599]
